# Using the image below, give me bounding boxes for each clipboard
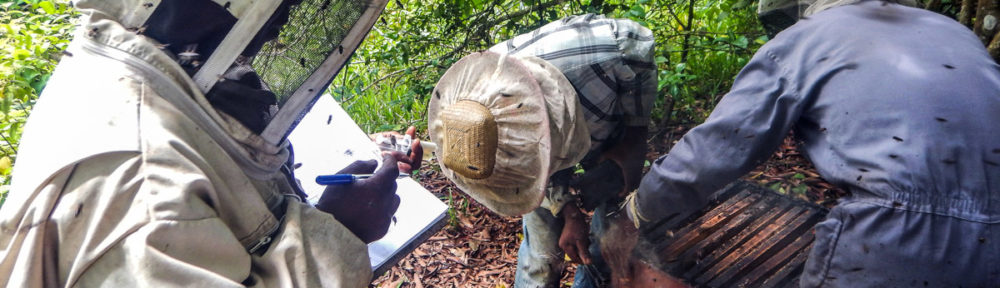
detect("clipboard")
[287,95,448,278]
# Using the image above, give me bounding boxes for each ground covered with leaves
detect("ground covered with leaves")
[373,128,846,287]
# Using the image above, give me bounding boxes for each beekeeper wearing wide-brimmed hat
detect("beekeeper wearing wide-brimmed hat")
[429,14,656,288]
[0,0,423,286]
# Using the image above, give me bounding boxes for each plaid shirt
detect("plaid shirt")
[489,14,657,154]
[490,14,657,214]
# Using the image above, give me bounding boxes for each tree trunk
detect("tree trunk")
[924,0,943,12]
[959,0,976,26]
[973,0,999,45]
[679,0,696,63]
[989,29,1000,60]
[654,90,676,151]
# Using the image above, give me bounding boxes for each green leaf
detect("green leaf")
[0,157,11,177]
[13,49,30,60]
[1,24,14,35]
[792,185,809,195]
[18,68,39,82]
[767,182,782,192]
[30,73,49,93]
[37,1,54,14]
[733,36,749,49]
[792,173,805,180]
[1,93,12,113]
[628,5,646,19]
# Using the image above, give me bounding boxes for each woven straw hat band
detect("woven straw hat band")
[440,100,498,180]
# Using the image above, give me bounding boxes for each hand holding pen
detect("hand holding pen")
[312,127,426,243]
[314,153,401,243]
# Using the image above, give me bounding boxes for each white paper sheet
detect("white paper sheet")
[287,95,448,274]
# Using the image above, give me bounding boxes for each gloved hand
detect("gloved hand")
[315,153,402,243]
[622,191,650,230]
[559,205,593,265]
[370,126,424,174]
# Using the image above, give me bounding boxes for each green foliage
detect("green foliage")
[614,0,765,124]
[0,0,77,190]
[332,0,579,133]
[333,0,765,135]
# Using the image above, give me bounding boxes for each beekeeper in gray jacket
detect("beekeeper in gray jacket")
[623,0,1000,286]
[0,0,422,286]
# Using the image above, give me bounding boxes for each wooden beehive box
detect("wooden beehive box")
[635,180,829,288]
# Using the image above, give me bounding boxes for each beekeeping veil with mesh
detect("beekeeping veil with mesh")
[110,0,387,146]
[757,0,916,36]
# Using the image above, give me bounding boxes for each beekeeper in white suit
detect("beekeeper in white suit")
[0,0,423,286]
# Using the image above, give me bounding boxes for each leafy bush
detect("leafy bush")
[332,0,765,134]
[0,0,77,201]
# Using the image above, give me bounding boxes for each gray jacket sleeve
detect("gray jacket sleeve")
[636,46,807,228]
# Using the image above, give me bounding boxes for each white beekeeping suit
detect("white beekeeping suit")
[0,0,389,286]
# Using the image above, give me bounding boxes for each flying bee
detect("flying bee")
[178,44,200,66]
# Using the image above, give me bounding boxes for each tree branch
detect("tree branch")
[356,69,407,96]
[479,0,572,28]
[663,0,687,29]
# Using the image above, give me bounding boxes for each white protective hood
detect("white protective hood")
[78,0,388,148]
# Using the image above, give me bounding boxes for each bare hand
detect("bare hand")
[559,206,593,265]
[370,126,423,174]
[315,154,401,243]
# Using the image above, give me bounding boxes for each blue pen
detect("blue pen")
[316,174,373,185]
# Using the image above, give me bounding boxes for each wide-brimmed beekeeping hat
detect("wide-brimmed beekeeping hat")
[428,51,590,216]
